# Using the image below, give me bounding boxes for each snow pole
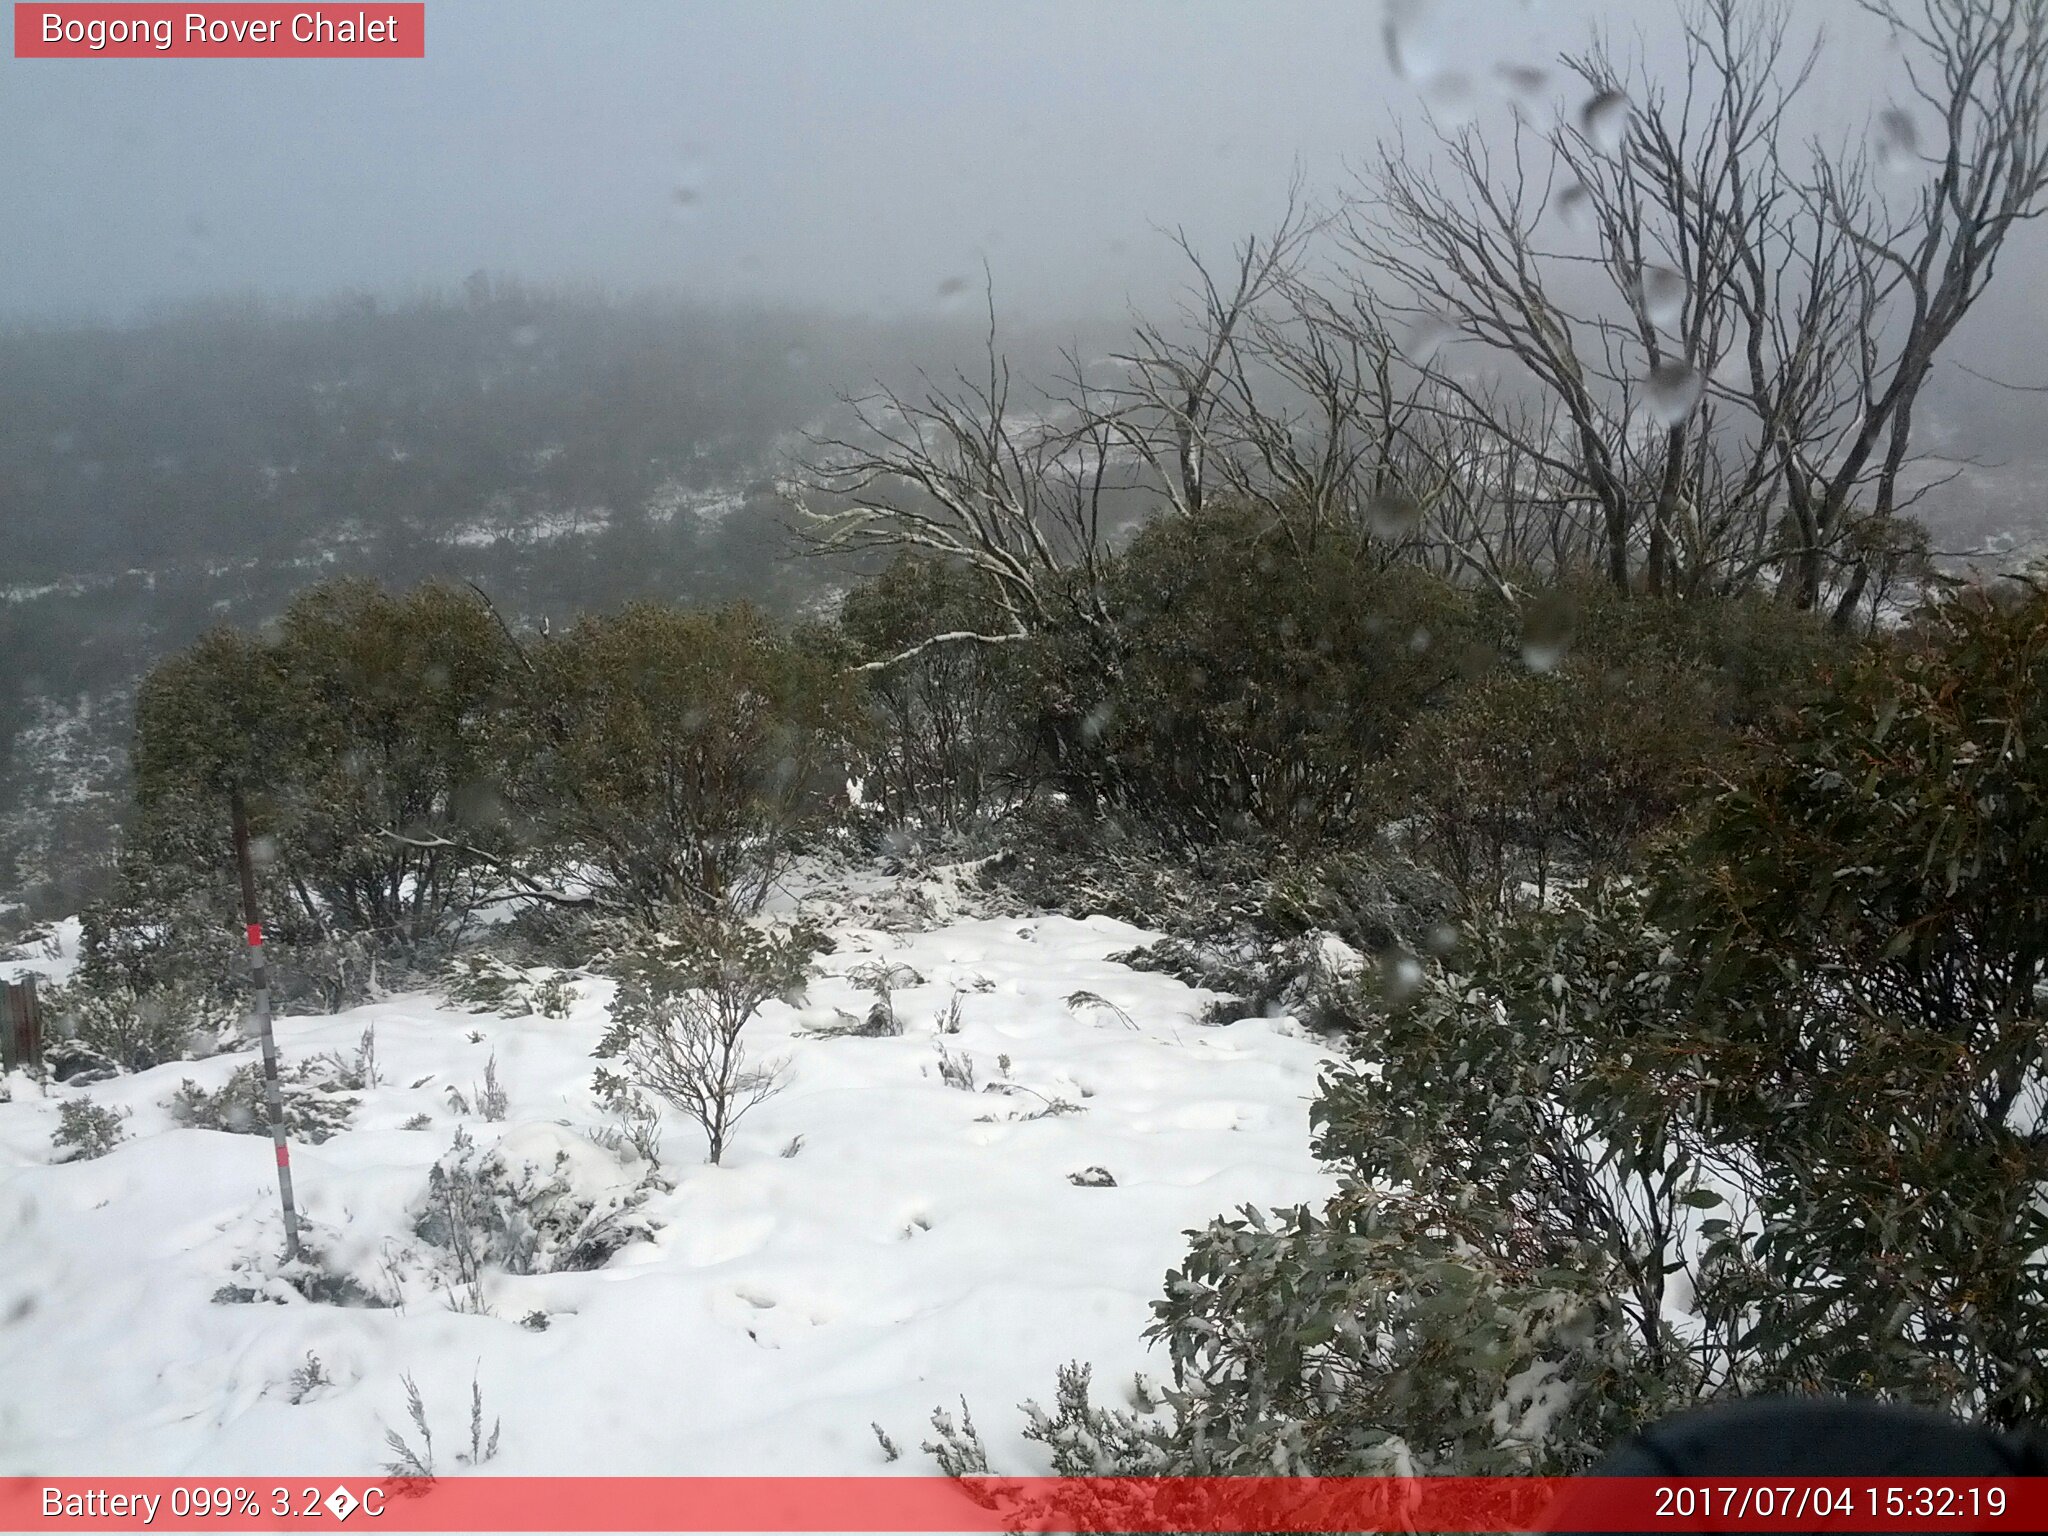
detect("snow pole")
[231,787,302,1261]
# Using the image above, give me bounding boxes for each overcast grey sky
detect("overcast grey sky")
[3,0,2045,371]
[0,1,1609,321]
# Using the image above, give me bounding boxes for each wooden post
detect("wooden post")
[231,788,302,1261]
[20,975,39,1071]
[2,976,39,1074]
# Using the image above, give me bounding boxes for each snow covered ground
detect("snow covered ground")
[0,885,1338,1477]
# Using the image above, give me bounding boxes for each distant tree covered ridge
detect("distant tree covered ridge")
[0,282,1028,585]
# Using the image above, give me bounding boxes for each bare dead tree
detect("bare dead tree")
[793,291,1127,673]
[1102,185,1318,521]
[1337,0,2048,619]
[793,208,1312,671]
[1615,0,2048,619]
[1342,108,1656,594]
[1342,97,1790,603]
[1202,278,1396,553]
[1802,0,2048,624]
[1552,2,1825,599]
[795,0,2046,639]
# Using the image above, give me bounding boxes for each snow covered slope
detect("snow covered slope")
[0,901,1337,1476]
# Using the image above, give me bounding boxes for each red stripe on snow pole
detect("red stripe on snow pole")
[245,922,262,947]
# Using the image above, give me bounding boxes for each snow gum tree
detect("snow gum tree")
[90,579,520,1017]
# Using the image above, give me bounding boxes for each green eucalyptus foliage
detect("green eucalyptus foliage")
[518,602,858,919]
[1663,583,2048,1423]
[1387,582,1843,916]
[1084,505,1494,845]
[959,582,2047,1481]
[103,579,519,1008]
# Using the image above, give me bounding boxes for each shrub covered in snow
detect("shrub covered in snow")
[441,954,578,1019]
[381,1370,501,1478]
[929,1037,975,1091]
[1113,927,1364,1034]
[998,807,1447,1031]
[473,1053,509,1122]
[42,1037,120,1086]
[41,974,232,1073]
[51,1096,129,1161]
[586,1086,663,1166]
[413,1123,657,1280]
[167,1055,361,1143]
[284,1352,332,1404]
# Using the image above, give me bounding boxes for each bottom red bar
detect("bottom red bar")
[3,1476,2039,1532]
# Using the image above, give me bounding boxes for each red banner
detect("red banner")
[2,1476,2043,1532]
[13,5,424,58]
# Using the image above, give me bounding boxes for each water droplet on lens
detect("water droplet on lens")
[1579,88,1632,156]
[1556,181,1595,235]
[1381,0,1438,81]
[1366,490,1425,540]
[510,324,541,348]
[1875,106,1918,175]
[1496,62,1548,99]
[1405,312,1457,364]
[1422,70,1477,123]
[1379,949,1424,1002]
[1637,264,1686,328]
[1520,590,1576,673]
[1644,359,1705,425]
